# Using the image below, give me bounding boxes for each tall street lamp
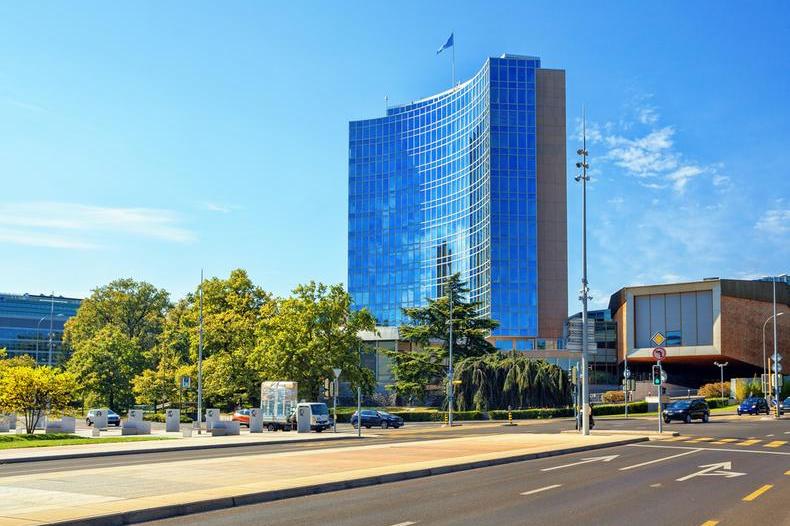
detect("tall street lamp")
[771,275,787,419]
[763,312,784,398]
[714,362,728,400]
[36,313,63,365]
[575,110,591,436]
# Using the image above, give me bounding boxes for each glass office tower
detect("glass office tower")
[0,293,81,364]
[348,54,567,348]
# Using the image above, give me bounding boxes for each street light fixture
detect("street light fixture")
[763,312,784,398]
[575,110,591,436]
[714,362,728,400]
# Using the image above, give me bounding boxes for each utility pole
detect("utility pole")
[575,110,591,436]
[772,276,780,418]
[197,270,204,434]
[714,362,728,400]
[447,284,454,427]
[47,293,54,366]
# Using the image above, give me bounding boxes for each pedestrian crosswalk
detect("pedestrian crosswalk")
[661,436,788,448]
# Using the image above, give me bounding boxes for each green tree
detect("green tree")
[131,350,181,412]
[64,278,170,354]
[391,274,499,399]
[251,282,377,400]
[67,326,140,410]
[0,364,77,433]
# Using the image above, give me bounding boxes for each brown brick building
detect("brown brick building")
[609,278,789,385]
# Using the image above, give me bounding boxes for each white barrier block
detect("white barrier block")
[205,409,220,431]
[91,427,101,437]
[165,409,180,432]
[249,408,263,433]
[0,415,10,433]
[91,408,108,430]
[225,421,240,435]
[60,416,75,433]
[128,409,144,423]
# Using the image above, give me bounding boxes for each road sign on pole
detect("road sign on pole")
[652,347,667,361]
[651,332,666,347]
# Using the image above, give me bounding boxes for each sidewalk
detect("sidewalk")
[0,431,359,464]
[0,432,647,525]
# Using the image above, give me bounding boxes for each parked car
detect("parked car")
[86,409,120,427]
[737,397,770,416]
[783,397,790,413]
[351,410,404,429]
[232,409,251,427]
[769,397,789,415]
[662,399,709,424]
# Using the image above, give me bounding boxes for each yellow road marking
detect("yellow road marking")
[686,437,713,443]
[711,438,738,444]
[737,439,761,446]
[785,470,790,476]
[764,441,787,448]
[700,521,719,526]
[742,484,773,501]
[662,436,687,441]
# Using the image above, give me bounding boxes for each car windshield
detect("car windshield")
[744,398,759,403]
[107,410,118,416]
[309,404,329,415]
[784,398,790,404]
[378,411,392,417]
[668,401,690,409]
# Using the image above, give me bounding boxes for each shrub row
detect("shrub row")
[143,412,193,423]
[333,410,483,423]
[592,401,649,415]
[704,397,730,409]
[489,408,574,420]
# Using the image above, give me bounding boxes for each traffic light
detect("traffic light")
[652,365,661,385]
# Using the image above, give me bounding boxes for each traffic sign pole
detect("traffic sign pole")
[657,360,663,434]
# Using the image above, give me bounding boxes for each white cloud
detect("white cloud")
[667,165,704,192]
[605,127,678,177]
[755,208,790,235]
[637,106,659,125]
[0,202,195,249]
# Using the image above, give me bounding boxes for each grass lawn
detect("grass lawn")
[0,433,171,450]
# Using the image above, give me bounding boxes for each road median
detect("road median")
[0,432,649,525]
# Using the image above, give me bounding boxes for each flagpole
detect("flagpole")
[451,32,455,87]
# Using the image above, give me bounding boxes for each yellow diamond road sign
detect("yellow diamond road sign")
[651,332,665,346]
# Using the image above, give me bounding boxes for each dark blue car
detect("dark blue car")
[737,397,769,416]
[351,410,404,429]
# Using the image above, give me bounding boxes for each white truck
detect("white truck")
[259,381,331,432]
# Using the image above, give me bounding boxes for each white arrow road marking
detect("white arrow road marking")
[521,484,563,496]
[540,455,619,472]
[676,462,746,482]
[389,522,417,526]
[619,449,702,471]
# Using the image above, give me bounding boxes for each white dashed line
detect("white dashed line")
[521,484,563,496]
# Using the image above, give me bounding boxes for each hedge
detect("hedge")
[704,397,730,409]
[334,410,483,423]
[489,408,574,420]
[144,412,193,423]
[592,401,648,415]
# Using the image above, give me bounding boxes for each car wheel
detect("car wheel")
[381,421,389,429]
[267,424,275,432]
[365,425,371,429]
[86,419,91,426]
[663,417,670,424]
[702,413,709,423]
[684,414,692,424]
[737,410,741,416]
[115,422,120,427]
[315,428,323,433]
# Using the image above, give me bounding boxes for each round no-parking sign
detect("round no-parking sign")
[652,347,666,361]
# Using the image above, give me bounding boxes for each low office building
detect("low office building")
[0,293,82,365]
[609,278,789,385]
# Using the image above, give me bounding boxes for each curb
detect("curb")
[0,435,358,465]
[51,436,648,526]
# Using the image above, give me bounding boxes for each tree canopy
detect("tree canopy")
[0,363,77,433]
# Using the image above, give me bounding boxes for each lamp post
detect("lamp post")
[36,313,63,365]
[197,270,204,434]
[447,284,454,428]
[763,312,784,398]
[771,275,786,419]
[714,362,728,400]
[575,110,591,436]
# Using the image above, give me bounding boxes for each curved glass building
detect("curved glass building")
[349,54,567,349]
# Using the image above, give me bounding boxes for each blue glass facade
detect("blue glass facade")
[349,55,543,339]
[0,293,81,364]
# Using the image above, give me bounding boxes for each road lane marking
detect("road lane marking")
[785,470,790,476]
[685,437,713,443]
[700,521,719,526]
[742,484,773,501]
[710,438,737,444]
[619,449,702,471]
[521,484,562,496]
[540,455,619,472]
[662,436,688,441]
[628,444,790,456]
[737,439,761,446]
[765,441,787,448]
[389,522,417,526]
[766,434,775,437]
[676,462,745,482]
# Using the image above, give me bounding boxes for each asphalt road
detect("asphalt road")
[2,413,786,478]
[142,417,790,526]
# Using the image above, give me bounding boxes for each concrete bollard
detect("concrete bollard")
[128,409,144,423]
[91,427,101,437]
[249,408,263,433]
[91,408,108,430]
[46,416,76,434]
[182,426,193,438]
[0,415,10,433]
[205,409,220,431]
[165,409,180,433]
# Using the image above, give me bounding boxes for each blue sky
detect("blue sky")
[0,1,787,313]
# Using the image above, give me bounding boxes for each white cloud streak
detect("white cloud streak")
[0,202,195,249]
[755,208,790,236]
